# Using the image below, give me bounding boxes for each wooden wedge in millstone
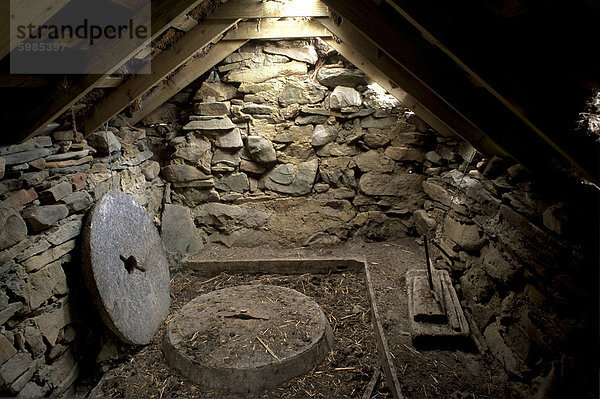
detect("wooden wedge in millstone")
[82,191,170,345]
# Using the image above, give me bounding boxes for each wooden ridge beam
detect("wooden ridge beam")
[320,23,506,157]
[12,0,205,144]
[222,19,331,40]
[83,19,239,134]
[0,0,71,61]
[207,0,329,19]
[320,0,597,184]
[125,40,248,126]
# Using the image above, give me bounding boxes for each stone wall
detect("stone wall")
[0,128,164,397]
[416,148,598,395]
[142,40,447,254]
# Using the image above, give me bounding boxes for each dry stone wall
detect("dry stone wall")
[146,40,444,250]
[0,128,165,397]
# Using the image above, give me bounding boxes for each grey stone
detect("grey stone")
[295,115,328,125]
[364,130,391,149]
[542,203,567,235]
[141,160,160,181]
[0,352,32,389]
[61,191,93,213]
[171,179,215,189]
[240,159,266,175]
[263,45,318,64]
[82,191,170,345]
[422,181,451,207]
[47,216,82,246]
[0,303,23,326]
[413,209,436,236]
[177,188,220,206]
[385,146,426,162]
[246,136,277,164]
[224,61,307,83]
[241,103,275,115]
[22,239,76,273]
[353,150,395,173]
[0,334,17,365]
[274,125,313,144]
[212,149,241,167]
[425,151,443,165]
[316,67,369,88]
[87,131,121,155]
[310,124,337,147]
[215,173,249,193]
[279,79,327,106]
[39,350,77,395]
[0,204,27,251]
[161,204,203,257]
[122,149,153,167]
[260,160,318,196]
[360,116,397,129]
[45,150,89,162]
[316,143,360,157]
[329,86,362,109]
[183,117,236,131]
[39,181,73,204]
[172,136,212,173]
[194,81,238,102]
[444,216,486,252]
[216,128,243,150]
[194,101,230,116]
[162,164,211,183]
[26,205,69,232]
[483,322,527,376]
[358,172,425,197]
[23,325,45,356]
[480,244,520,283]
[392,132,430,147]
[16,382,45,399]
[0,157,5,179]
[319,157,355,189]
[1,148,54,166]
[195,203,271,233]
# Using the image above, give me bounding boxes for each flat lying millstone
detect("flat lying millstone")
[82,191,170,345]
[163,285,333,394]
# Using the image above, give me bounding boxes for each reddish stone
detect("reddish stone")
[4,188,38,210]
[28,158,46,171]
[71,173,87,191]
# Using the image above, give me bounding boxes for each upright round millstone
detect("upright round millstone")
[82,191,170,345]
[163,285,334,394]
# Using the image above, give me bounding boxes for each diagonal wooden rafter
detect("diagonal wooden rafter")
[206,0,329,19]
[125,40,248,126]
[83,19,240,134]
[11,0,206,145]
[320,0,598,185]
[320,21,506,157]
[0,0,71,61]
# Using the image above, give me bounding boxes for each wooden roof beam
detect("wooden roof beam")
[10,0,206,145]
[222,19,331,40]
[206,0,329,19]
[320,0,597,185]
[83,19,239,134]
[320,20,506,157]
[125,40,248,126]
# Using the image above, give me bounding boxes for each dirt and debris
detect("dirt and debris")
[88,238,526,399]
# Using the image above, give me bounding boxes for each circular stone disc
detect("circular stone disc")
[163,285,333,394]
[82,191,170,345]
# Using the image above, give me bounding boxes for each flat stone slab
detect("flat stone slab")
[82,191,170,345]
[163,285,333,394]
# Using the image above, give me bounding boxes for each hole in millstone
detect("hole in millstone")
[120,255,140,274]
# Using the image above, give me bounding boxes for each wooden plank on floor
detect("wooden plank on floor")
[222,19,331,40]
[207,0,329,19]
[125,40,248,126]
[83,19,239,134]
[13,0,206,144]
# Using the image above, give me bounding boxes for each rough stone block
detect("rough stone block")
[0,334,17,365]
[260,160,318,196]
[39,181,73,204]
[264,45,318,64]
[61,191,93,213]
[28,261,68,310]
[33,299,71,346]
[444,216,486,252]
[161,164,211,183]
[246,136,277,164]
[215,173,249,193]
[224,61,307,84]
[87,131,121,155]
[358,172,425,197]
[329,86,362,110]
[183,117,236,131]
[353,150,395,173]
[0,204,28,251]
[194,81,238,102]
[310,125,337,147]
[542,203,567,235]
[1,148,54,166]
[26,205,69,232]
[22,239,76,273]
[194,101,230,116]
[0,352,32,388]
[413,209,437,236]
[316,67,369,88]
[161,204,203,257]
[216,128,243,150]
[483,321,527,376]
